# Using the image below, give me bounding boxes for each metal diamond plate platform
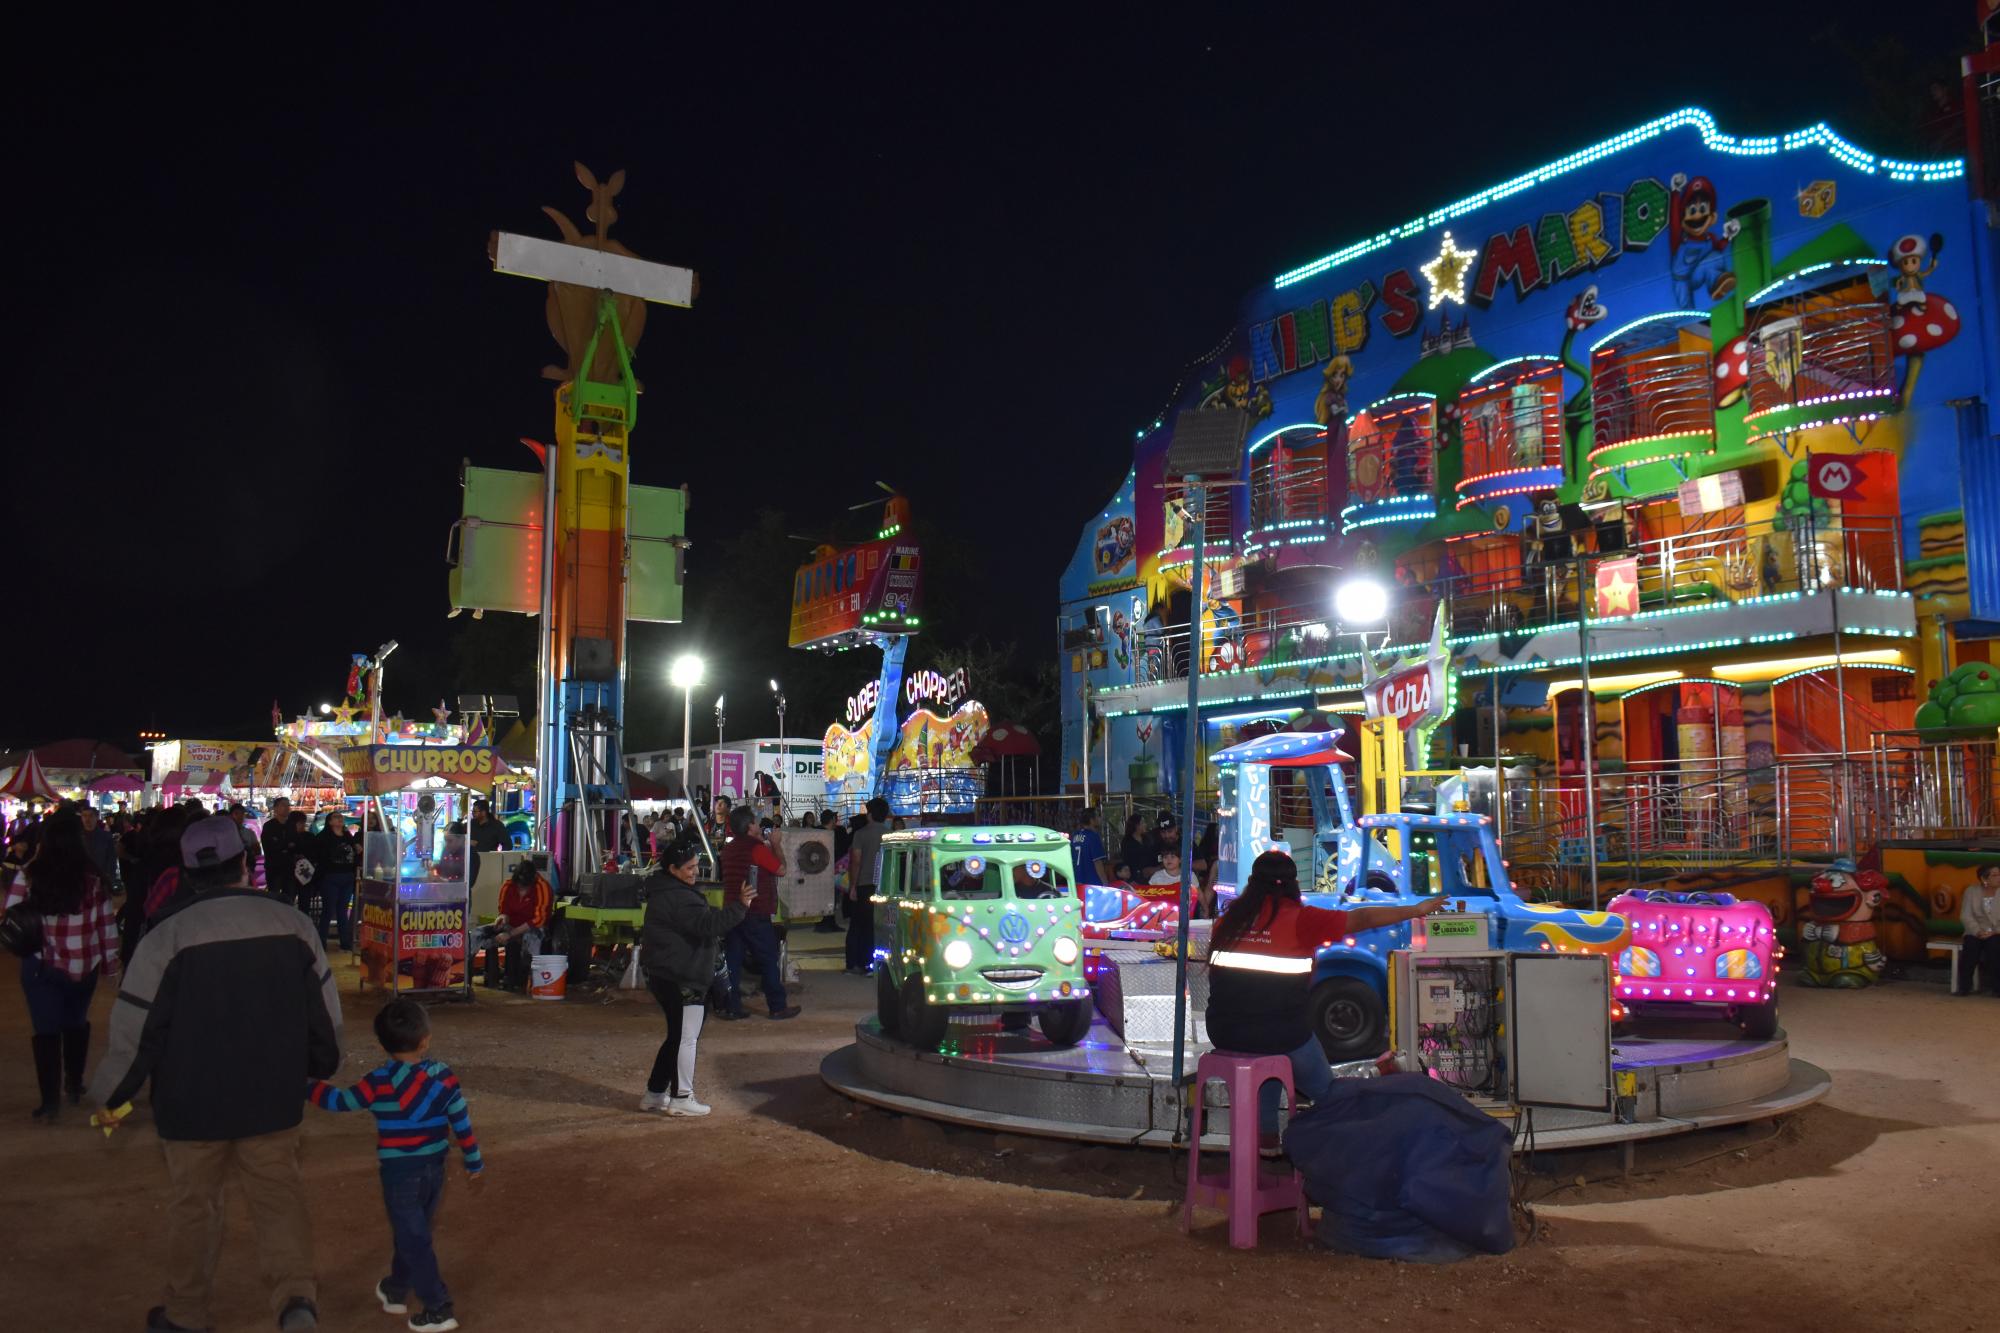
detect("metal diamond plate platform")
[820,1011,1830,1150]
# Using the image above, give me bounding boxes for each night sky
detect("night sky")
[5,5,1965,752]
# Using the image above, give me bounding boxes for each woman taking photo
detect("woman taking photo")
[1205,850,1439,1132]
[6,808,121,1120]
[638,841,751,1117]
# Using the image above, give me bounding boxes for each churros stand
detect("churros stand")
[340,744,501,1000]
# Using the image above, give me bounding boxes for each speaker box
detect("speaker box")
[575,872,644,909]
[572,636,617,682]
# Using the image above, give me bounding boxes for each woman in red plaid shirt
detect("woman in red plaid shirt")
[6,807,120,1121]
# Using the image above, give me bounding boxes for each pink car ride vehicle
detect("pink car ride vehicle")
[1605,889,1781,1038]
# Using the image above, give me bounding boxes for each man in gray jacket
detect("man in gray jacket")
[91,814,343,1333]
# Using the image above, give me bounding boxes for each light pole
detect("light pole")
[1333,575,1390,655]
[770,678,787,821]
[671,654,704,819]
[714,693,726,748]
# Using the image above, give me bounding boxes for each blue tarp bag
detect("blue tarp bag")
[1282,1072,1515,1262]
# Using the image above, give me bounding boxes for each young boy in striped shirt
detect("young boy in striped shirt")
[309,999,483,1332]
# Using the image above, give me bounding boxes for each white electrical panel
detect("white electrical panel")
[1508,952,1613,1113]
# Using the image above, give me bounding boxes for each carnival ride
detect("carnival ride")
[870,826,1092,1050]
[824,713,1824,1149]
[449,163,692,886]
[790,489,925,811]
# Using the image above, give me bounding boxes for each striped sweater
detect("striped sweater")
[307,1058,483,1172]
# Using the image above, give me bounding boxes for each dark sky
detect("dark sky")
[4,4,1966,750]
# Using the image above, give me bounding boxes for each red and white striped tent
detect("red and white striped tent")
[0,752,61,802]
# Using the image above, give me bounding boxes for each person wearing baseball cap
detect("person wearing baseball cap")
[90,813,343,1332]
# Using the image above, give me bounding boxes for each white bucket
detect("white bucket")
[528,954,569,1000]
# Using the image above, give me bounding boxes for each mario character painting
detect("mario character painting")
[1093,516,1135,575]
[1798,859,1888,987]
[1667,173,1739,307]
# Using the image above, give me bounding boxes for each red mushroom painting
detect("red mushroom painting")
[1885,232,1959,405]
[1713,334,1751,409]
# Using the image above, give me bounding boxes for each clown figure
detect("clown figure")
[1667,173,1739,307]
[1798,859,1889,987]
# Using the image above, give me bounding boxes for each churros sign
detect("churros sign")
[339,745,501,794]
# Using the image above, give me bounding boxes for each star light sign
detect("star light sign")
[1596,557,1641,618]
[1421,230,1477,308]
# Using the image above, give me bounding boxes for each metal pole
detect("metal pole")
[1492,683,1506,846]
[1080,682,1091,809]
[1576,554,1601,909]
[1831,582,1854,856]
[1172,479,1205,1090]
[681,688,693,828]
[535,452,558,851]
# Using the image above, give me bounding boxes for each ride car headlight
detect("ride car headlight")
[1053,936,1079,965]
[943,940,973,969]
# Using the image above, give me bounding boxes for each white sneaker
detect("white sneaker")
[666,1095,711,1117]
[638,1090,671,1112]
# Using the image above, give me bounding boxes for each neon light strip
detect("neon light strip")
[1466,354,1563,386]
[1770,662,1915,687]
[1587,428,1714,461]
[1617,676,1736,700]
[1590,310,1712,355]
[1743,388,1895,421]
[1246,422,1326,456]
[1746,259,1890,306]
[1271,109,1963,289]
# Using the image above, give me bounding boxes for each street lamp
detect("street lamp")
[671,654,704,814]
[317,702,333,715]
[1333,576,1389,629]
[770,679,787,821]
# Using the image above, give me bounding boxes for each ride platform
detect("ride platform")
[819,1011,1830,1151]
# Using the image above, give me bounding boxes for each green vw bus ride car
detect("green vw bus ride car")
[872,826,1093,1050]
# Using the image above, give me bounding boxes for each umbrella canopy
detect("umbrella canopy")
[972,724,1041,763]
[86,773,145,793]
[0,752,61,801]
[626,767,674,801]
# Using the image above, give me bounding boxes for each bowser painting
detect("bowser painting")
[1798,859,1889,987]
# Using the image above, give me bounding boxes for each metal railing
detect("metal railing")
[1864,732,2000,842]
[1129,516,1902,685]
[1591,342,1716,455]
[1458,370,1563,484]
[1347,395,1436,504]
[1497,756,1849,899]
[1249,446,1330,531]
[1746,299,1895,424]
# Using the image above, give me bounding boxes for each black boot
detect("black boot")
[482,944,501,989]
[61,1023,90,1104]
[29,1034,60,1121]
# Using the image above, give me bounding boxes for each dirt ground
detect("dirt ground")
[2,941,1995,1333]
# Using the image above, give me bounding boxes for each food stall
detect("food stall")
[340,743,501,999]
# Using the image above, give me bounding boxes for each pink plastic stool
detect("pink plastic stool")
[1181,1049,1307,1249]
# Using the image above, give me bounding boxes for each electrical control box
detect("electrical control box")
[1388,948,1614,1115]
[1389,950,1510,1107]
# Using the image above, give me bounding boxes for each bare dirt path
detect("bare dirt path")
[2,948,1994,1332]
